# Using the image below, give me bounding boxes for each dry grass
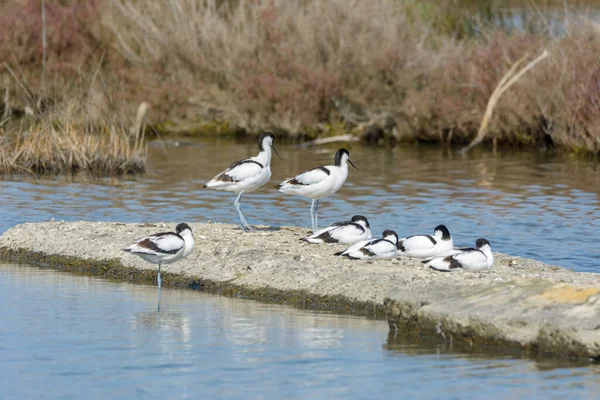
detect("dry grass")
[3,0,600,161]
[5,121,146,175]
[0,0,148,175]
[104,0,600,152]
[105,0,447,133]
[0,59,148,175]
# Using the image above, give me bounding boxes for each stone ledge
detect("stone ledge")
[1,221,598,360]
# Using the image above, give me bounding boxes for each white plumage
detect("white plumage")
[204,132,280,232]
[301,215,371,244]
[335,230,398,260]
[123,223,195,289]
[425,238,494,272]
[205,160,268,192]
[276,148,357,231]
[397,225,453,259]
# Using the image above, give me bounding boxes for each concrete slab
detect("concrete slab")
[1,221,598,359]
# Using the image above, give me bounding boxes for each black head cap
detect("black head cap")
[382,229,398,242]
[475,238,490,248]
[434,225,451,241]
[334,148,350,166]
[351,215,370,228]
[258,132,275,151]
[176,223,192,233]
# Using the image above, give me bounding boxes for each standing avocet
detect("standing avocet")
[204,132,280,232]
[123,223,195,290]
[425,238,494,272]
[334,229,398,260]
[301,215,371,244]
[397,225,453,259]
[276,148,357,231]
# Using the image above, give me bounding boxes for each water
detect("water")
[1,139,599,272]
[1,264,598,399]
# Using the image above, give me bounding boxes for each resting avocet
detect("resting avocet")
[123,223,195,289]
[301,215,371,244]
[335,230,398,260]
[276,148,357,231]
[397,225,453,259]
[425,238,494,272]
[204,132,280,232]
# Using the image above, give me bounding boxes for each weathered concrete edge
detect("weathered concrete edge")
[383,296,600,362]
[0,247,386,318]
[2,246,598,363]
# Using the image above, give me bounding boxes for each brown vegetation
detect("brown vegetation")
[2,0,600,170]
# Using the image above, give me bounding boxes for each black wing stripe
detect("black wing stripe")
[425,235,437,245]
[137,233,182,255]
[359,246,376,257]
[289,166,331,185]
[316,231,338,243]
[215,160,263,183]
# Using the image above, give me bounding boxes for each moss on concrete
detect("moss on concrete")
[0,246,386,319]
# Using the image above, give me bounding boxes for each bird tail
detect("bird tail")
[333,251,344,256]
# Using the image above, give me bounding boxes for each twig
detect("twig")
[132,102,149,152]
[300,134,360,147]
[41,0,47,95]
[461,50,550,154]
[4,63,36,106]
[90,50,106,92]
[2,88,10,120]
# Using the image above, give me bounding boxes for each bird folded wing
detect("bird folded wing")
[136,233,184,255]
[365,239,394,254]
[401,235,436,251]
[337,238,373,255]
[452,250,487,268]
[331,224,363,240]
[216,160,263,183]
[289,167,330,185]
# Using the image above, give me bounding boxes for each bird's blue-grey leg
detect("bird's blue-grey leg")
[234,192,253,232]
[310,199,316,231]
[314,199,320,230]
[157,262,162,290]
[157,263,162,312]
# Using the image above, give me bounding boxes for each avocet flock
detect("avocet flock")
[123,132,495,297]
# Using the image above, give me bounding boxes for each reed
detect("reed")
[0,120,146,175]
[0,97,148,175]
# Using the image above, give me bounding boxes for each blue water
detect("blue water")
[1,140,599,272]
[1,264,599,399]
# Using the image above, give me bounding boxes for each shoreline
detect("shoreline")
[1,221,599,360]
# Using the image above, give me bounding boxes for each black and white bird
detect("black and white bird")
[397,225,454,259]
[204,132,280,232]
[301,215,371,245]
[335,230,398,260]
[123,223,195,289]
[276,148,357,231]
[425,238,494,272]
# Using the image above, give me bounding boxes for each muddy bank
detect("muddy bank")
[0,221,599,359]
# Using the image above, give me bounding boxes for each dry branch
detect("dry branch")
[461,50,550,153]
